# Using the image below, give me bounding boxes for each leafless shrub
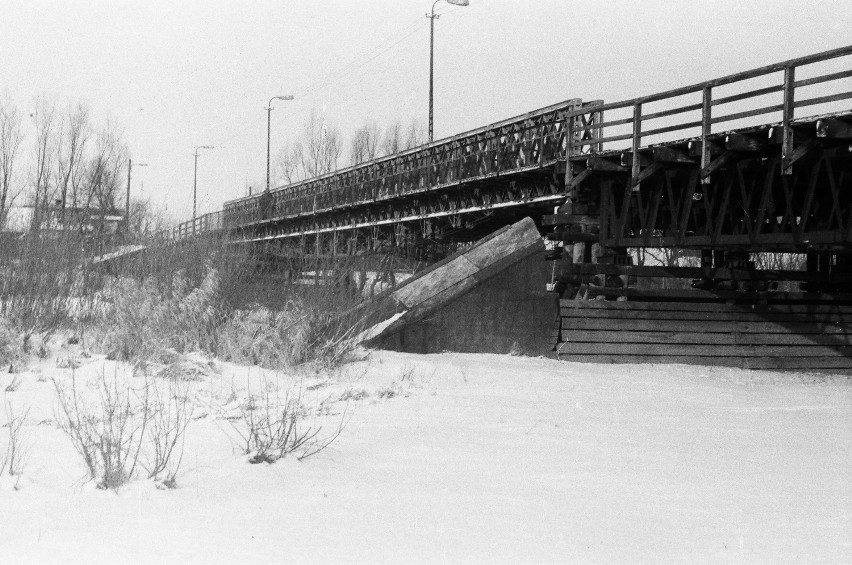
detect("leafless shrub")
[225,378,347,464]
[337,388,369,402]
[376,385,400,399]
[4,375,22,392]
[1,398,30,477]
[142,375,194,486]
[53,369,149,489]
[0,234,100,346]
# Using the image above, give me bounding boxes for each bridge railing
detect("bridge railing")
[564,44,852,185]
[165,45,851,242]
[154,210,224,243]
[222,98,602,229]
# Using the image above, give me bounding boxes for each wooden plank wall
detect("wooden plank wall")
[558,300,852,370]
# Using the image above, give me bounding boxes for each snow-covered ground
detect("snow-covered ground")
[1,345,850,564]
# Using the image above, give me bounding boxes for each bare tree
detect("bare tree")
[349,121,380,165]
[299,108,341,178]
[381,120,403,156]
[77,122,126,235]
[404,119,426,150]
[274,140,305,185]
[30,98,56,231]
[54,102,90,223]
[0,96,24,228]
[128,197,169,240]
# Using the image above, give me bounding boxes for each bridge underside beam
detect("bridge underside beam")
[229,172,565,258]
[552,117,852,253]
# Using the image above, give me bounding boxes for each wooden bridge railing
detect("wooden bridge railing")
[159,45,852,244]
[564,44,852,189]
[155,210,224,243]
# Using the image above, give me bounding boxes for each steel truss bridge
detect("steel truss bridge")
[160,46,852,268]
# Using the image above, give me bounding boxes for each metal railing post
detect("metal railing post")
[631,103,642,190]
[782,65,796,175]
[701,86,712,184]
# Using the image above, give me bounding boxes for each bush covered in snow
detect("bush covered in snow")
[96,267,360,370]
[98,269,223,362]
[0,317,25,372]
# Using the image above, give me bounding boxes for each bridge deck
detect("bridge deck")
[154,46,851,257]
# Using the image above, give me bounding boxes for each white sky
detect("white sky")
[1,0,849,222]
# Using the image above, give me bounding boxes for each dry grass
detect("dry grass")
[97,268,223,362]
[1,396,29,478]
[223,377,348,464]
[2,234,366,372]
[97,259,363,370]
[0,317,25,372]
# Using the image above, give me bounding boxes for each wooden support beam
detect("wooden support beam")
[767,126,784,145]
[824,144,852,159]
[564,263,852,282]
[567,167,593,190]
[816,118,852,139]
[725,133,765,152]
[620,151,653,168]
[583,286,852,301]
[547,231,600,243]
[652,146,697,165]
[700,151,737,179]
[688,139,723,158]
[586,155,627,172]
[542,214,600,227]
[632,161,665,187]
[786,137,820,167]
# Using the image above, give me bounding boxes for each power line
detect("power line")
[295,17,433,99]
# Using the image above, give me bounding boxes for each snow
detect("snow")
[356,310,407,343]
[1,345,850,564]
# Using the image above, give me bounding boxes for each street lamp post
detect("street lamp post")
[267,95,294,192]
[193,145,215,221]
[126,159,147,235]
[428,0,469,142]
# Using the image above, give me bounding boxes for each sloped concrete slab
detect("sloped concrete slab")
[357,217,557,355]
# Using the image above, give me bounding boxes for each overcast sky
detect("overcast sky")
[1,0,849,221]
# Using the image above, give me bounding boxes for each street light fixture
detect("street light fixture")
[427,0,469,142]
[126,159,148,234]
[193,145,215,221]
[267,95,294,192]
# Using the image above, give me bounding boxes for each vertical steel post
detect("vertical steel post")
[428,9,436,142]
[782,65,795,175]
[631,103,642,189]
[267,104,273,192]
[701,86,712,184]
[193,149,199,222]
[125,158,132,233]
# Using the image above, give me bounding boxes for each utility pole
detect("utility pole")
[267,95,294,192]
[126,159,147,236]
[428,7,435,142]
[193,145,214,220]
[126,159,132,233]
[427,0,469,142]
[267,104,272,192]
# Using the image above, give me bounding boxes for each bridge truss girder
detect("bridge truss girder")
[231,171,564,259]
[554,118,852,254]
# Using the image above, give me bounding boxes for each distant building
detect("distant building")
[1,204,124,241]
